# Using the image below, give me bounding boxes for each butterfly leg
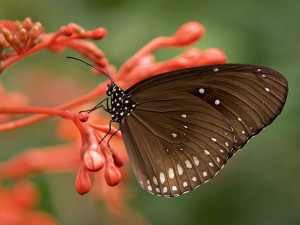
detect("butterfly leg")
[79,97,109,114]
[107,128,120,147]
[99,120,113,144]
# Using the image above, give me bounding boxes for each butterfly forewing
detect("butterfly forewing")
[125,64,288,156]
[120,91,235,196]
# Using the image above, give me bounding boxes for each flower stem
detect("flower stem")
[0,106,74,131]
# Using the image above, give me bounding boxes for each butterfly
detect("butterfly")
[68,57,288,197]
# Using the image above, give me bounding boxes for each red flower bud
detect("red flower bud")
[75,166,91,195]
[92,27,107,39]
[112,151,124,167]
[79,111,89,122]
[199,48,227,65]
[83,150,104,171]
[61,26,73,36]
[20,28,28,42]
[71,23,85,35]
[105,164,121,186]
[173,22,205,46]
[23,17,32,30]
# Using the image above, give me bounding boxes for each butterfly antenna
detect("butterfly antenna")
[66,56,114,82]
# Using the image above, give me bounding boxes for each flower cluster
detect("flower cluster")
[0,17,109,73]
[0,19,227,218]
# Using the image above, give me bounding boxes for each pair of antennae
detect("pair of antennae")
[66,56,113,82]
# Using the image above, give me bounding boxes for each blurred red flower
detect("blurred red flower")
[0,180,60,225]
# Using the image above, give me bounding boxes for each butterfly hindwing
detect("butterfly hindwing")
[120,90,235,197]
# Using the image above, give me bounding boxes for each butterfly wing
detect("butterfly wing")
[120,90,235,197]
[126,64,288,155]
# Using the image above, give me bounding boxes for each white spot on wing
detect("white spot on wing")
[209,162,214,167]
[185,160,193,169]
[203,171,208,177]
[148,185,152,191]
[183,182,188,187]
[172,133,177,138]
[177,164,183,175]
[163,187,168,193]
[215,99,220,105]
[155,188,160,193]
[192,177,197,182]
[213,68,219,72]
[181,114,187,118]
[199,88,205,94]
[265,87,270,92]
[160,172,165,184]
[172,186,177,191]
[168,168,175,179]
[153,176,158,185]
[204,150,210,155]
[238,117,242,122]
[211,138,217,142]
[193,156,200,166]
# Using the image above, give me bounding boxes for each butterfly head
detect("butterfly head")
[106,83,117,96]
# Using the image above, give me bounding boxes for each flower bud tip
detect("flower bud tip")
[105,165,121,186]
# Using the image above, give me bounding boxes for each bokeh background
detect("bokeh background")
[0,0,299,224]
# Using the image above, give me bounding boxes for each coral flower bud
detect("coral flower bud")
[20,28,27,41]
[105,164,121,186]
[84,150,104,171]
[75,166,91,195]
[24,17,32,30]
[2,28,10,37]
[15,20,22,30]
[92,27,107,39]
[112,152,124,167]
[79,111,89,122]
[173,22,205,46]
[202,48,227,63]
[71,23,85,35]
[62,26,73,36]
[31,26,40,39]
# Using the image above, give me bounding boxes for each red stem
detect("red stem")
[0,106,74,119]
[0,82,107,132]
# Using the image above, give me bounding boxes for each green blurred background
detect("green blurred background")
[0,0,299,224]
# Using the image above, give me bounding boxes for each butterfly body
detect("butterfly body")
[106,83,136,122]
[104,63,288,197]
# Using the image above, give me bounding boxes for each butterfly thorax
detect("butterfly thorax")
[106,83,136,122]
